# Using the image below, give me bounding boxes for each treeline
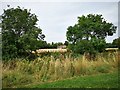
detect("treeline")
[36,41,67,49]
[105,37,120,48]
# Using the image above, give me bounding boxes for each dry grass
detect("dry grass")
[2,51,119,88]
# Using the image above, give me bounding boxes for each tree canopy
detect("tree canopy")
[1,6,45,59]
[112,37,120,49]
[66,14,117,54]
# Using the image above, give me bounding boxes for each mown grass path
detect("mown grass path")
[27,72,118,88]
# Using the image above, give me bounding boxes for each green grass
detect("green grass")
[29,72,118,88]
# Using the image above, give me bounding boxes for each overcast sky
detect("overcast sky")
[0,0,119,43]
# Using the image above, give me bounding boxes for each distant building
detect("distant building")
[57,45,66,49]
[32,49,67,54]
[31,45,67,54]
[105,48,119,51]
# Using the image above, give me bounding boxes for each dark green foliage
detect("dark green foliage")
[105,43,118,48]
[66,14,117,54]
[1,6,45,60]
[112,37,120,49]
[43,42,64,49]
[64,41,69,46]
[45,42,57,49]
[90,37,106,52]
[72,40,95,54]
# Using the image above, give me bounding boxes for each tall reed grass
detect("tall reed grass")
[2,51,119,88]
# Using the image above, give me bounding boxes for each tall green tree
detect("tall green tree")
[66,14,117,54]
[1,6,45,59]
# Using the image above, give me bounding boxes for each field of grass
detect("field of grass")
[2,52,119,88]
[29,72,118,88]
